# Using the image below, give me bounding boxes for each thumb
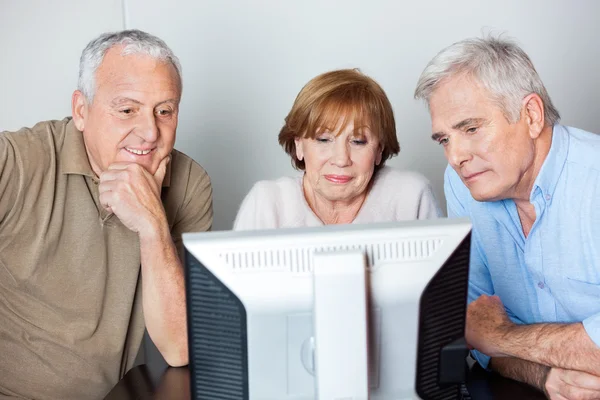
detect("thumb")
[153,154,170,188]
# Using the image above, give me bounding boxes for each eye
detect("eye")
[315,136,331,143]
[438,137,449,146]
[351,139,367,145]
[156,108,173,116]
[120,108,133,115]
[466,127,478,134]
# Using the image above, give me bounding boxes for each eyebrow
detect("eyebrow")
[431,118,487,141]
[111,97,142,106]
[110,97,179,107]
[431,132,445,142]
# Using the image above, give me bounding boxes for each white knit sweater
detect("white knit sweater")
[233,166,442,230]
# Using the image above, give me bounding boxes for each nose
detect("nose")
[330,140,351,168]
[446,137,472,168]
[138,112,159,142]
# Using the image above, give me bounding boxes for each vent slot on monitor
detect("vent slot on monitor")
[220,238,444,273]
[186,251,249,400]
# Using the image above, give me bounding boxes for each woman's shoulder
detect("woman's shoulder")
[364,166,441,220]
[234,175,305,230]
[246,175,302,199]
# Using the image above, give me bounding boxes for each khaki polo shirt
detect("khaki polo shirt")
[0,118,213,400]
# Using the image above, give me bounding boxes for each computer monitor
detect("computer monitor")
[183,218,471,400]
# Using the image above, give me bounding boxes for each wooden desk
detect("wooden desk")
[104,363,546,400]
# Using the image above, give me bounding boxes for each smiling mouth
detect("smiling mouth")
[125,147,153,156]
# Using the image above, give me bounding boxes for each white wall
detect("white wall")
[0,0,124,131]
[2,1,600,231]
[125,0,600,230]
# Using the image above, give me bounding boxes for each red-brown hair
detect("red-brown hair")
[278,69,400,171]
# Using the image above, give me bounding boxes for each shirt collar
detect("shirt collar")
[60,117,172,187]
[60,118,95,178]
[530,124,569,201]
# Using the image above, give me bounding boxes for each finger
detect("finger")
[98,179,119,195]
[550,393,569,400]
[99,169,128,183]
[99,191,115,213]
[153,154,170,187]
[107,162,134,170]
[559,380,600,400]
[563,370,600,391]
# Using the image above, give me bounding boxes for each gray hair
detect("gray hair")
[78,29,182,102]
[414,35,560,126]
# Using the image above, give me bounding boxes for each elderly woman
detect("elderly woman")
[234,69,441,229]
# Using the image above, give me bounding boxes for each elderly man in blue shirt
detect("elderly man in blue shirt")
[415,36,600,399]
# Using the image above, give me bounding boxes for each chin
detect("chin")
[469,187,505,203]
[323,191,363,203]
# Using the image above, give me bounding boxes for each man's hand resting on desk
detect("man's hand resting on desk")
[544,368,600,400]
[469,295,600,399]
[467,294,600,376]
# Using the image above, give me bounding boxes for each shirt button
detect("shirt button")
[537,281,545,289]
[545,194,551,201]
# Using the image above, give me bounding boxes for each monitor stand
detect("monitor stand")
[313,249,369,400]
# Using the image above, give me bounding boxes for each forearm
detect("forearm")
[139,218,188,366]
[499,323,600,374]
[489,357,549,392]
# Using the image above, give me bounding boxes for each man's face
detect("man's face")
[429,75,535,202]
[72,45,181,176]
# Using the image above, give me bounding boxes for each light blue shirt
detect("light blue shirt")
[445,124,600,369]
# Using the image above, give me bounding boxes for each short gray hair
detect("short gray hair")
[414,35,560,126]
[78,29,182,102]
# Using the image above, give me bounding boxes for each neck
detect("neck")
[512,124,553,236]
[512,124,553,205]
[302,176,366,225]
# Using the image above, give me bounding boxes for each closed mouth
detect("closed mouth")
[463,171,485,180]
[324,175,352,183]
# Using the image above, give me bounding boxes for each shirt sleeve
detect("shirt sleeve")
[0,134,19,227]
[583,313,600,348]
[169,161,213,262]
[444,165,495,369]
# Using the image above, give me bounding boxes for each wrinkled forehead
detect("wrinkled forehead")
[429,75,496,130]
[95,47,182,100]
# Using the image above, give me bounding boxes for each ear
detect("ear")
[375,146,383,166]
[522,93,545,139]
[294,137,304,161]
[71,90,88,132]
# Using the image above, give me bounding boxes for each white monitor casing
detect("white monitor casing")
[184,218,471,400]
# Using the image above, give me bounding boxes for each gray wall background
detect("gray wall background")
[2,0,600,228]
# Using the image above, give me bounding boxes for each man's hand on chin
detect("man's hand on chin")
[98,155,171,235]
[466,294,515,358]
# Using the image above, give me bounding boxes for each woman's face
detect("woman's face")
[295,120,382,204]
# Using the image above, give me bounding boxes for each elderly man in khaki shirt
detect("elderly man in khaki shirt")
[0,30,213,399]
